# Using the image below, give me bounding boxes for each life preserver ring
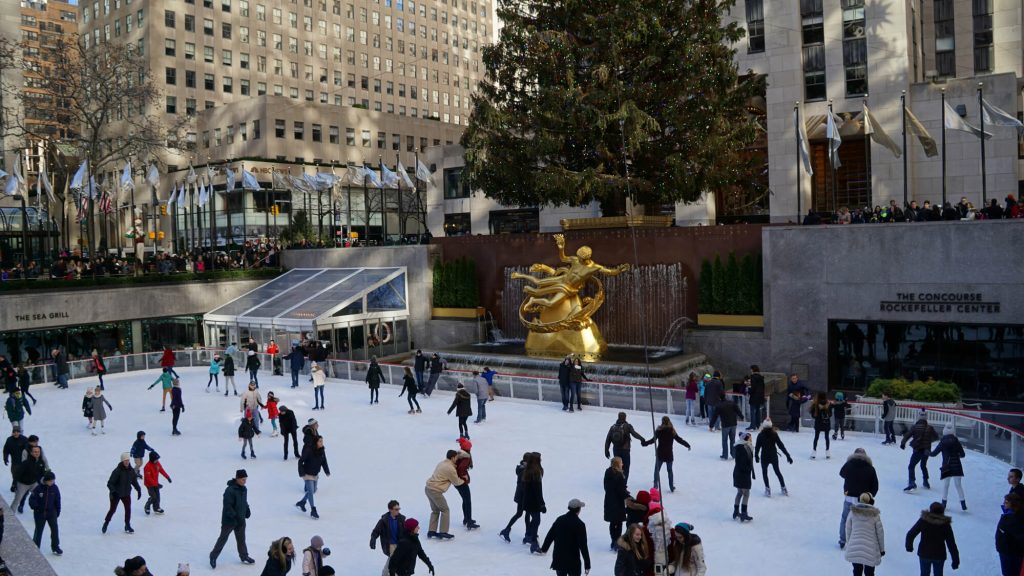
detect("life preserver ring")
[373,321,392,344]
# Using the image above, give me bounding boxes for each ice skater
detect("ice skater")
[28,471,60,555]
[311,362,326,410]
[143,452,172,515]
[238,410,257,459]
[170,379,184,436]
[499,452,532,544]
[90,387,113,435]
[130,431,155,475]
[279,404,300,460]
[454,438,479,530]
[832,392,849,440]
[905,501,960,575]
[222,351,238,396]
[239,381,264,434]
[424,449,464,540]
[931,422,967,511]
[4,390,31,431]
[388,519,434,576]
[754,420,792,497]
[82,388,94,429]
[206,354,222,392]
[266,392,279,437]
[295,436,330,520]
[366,356,386,404]
[425,353,444,396]
[399,367,421,414]
[643,415,691,493]
[147,368,174,412]
[90,349,107,390]
[208,469,255,568]
[245,350,261,387]
[102,453,141,534]
[901,410,939,492]
[447,384,473,439]
[732,432,755,522]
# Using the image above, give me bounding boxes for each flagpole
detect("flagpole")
[901,91,908,208]
[794,102,802,224]
[379,157,386,243]
[171,182,178,253]
[396,153,404,237]
[240,162,248,254]
[940,88,947,206]
[415,152,426,239]
[828,99,837,216]
[863,94,870,211]
[978,82,987,204]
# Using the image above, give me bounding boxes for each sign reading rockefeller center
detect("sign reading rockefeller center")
[879,292,1001,314]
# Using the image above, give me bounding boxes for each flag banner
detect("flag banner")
[76,195,89,222]
[206,165,218,181]
[120,161,134,191]
[198,182,209,206]
[98,192,112,214]
[87,175,100,199]
[241,169,261,191]
[380,161,400,188]
[301,173,321,192]
[272,171,293,190]
[147,164,161,186]
[415,159,433,184]
[225,167,236,191]
[904,107,939,158]
[944,100,991,140]
[176,182,187,206]
[186,164,197,184]
[981,98,1024,133]
[863,103,902,158]
[795,107,814,176]
[167,183,177,206]
[40,165,56,203]
[364,165,383,188]
[3,174,17,196]
[397,161,415,188]
[314,173,339,189]
[347,165,365,185]
[70,160,88,190]
[826,110,843,169]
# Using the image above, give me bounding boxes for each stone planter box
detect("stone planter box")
[432,306,485,320]
[697,313,764,329]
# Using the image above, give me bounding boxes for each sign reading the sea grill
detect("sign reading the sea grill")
[879,292,1001,314]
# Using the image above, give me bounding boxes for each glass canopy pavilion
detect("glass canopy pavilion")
[203,267,409,360]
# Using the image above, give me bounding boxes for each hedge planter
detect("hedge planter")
[697,313,764,329]
[432,307,485,320]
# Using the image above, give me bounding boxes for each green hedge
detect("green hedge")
[0,268,282,293]
[432,257,479,308]
[698,252,763,314]
[866,377,961,403]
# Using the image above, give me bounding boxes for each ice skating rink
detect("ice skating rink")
[8,367,1008,575]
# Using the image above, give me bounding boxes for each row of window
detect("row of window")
[195,119,444,154]
[797,0,865,101]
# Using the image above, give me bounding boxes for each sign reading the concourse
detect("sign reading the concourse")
[879,292,1001,314]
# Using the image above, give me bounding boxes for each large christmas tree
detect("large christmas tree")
[462,0,765,214]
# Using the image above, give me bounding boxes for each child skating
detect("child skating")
[239,410,257,459]
[143,452,172,515]
[82,388,95,429]
[147,368,174,412]
[91,388,113,435]
[206,355,222,393]
[266,392,280,437]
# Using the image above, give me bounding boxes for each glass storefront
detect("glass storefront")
[829,320,1024,406]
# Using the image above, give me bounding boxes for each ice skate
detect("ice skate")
[310,507,319,519]
[739,506,753,522]
[124,524,134,534]
[825,451,831,459]
[498,528,511,542]
[781,486,789,496]
[765,486,771,497]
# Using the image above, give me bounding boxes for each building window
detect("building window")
[165,67,177,85]
[443,212,470,236]
[377,131,386,149]
[186,98,196,115]
[185,42,195,60]
[204,73,215,90]
[204,18,214,35]
[801,0,826,101]
[184,15,194,32]
[346,128,356,145]
[240,79,250,95]
[165,95,177,114]
[842,0,867,96]
[934,0,955,77]
[312,124,322,142]
[361,129,371,147]
[223,76,233,93]
[443,167,470,199]
[294,121,304,140]
[185,70,195,88]
[329,126,339,144]
[253,119,261,139]
[164,38,176,56]
[222,23,232,39]
[164,10,175,28]
[275,119,286,138]
[973,0,993,73]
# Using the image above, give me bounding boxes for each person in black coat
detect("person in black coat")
[388,519,434,576]
[260,537,295,576]
[3,426,28,493]
[732,432,755,522]
[29,471,61,554]
[295,437,330,519]
[425,354,444,397]
[998,494,1024,576]
[604,413,648,482]
[278,405,299,460]
[746,365,767,430]
[13,444,45,514]
[366,356,386,404]
[370,500,407,558]
[838,448,879,549]
[603,458,629,550]
[519,452,546,552]
[901,413,940,491]
[413,350,428,392]
[210,469,255,568]
[499,453,531,543]
[399,367,421,414]
[906,501,960,574]
[931,422,967,511]
[557,357,572,411]
[716,398,743,460]
[287,346,305,389]
[614,523,653,576]
[103,454,141,534]
[754,420,792,496]
[446,385,473,439]
[642,416,691,493]
[222,353,238,396]
[540,500,591,576]
[245,351,261,387]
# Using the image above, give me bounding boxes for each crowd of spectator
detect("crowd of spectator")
[806,194,1021,225]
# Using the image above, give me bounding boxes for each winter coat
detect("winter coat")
[466,376,488,400]
[648,509,673,567]
[732,442,755,489]
[388,532,433,576]
[53,351,69,376]
[614,535,653,576]
[754,429,791,464]
[4,395,31,422]
[238,418,257,439]
[240,389,263,413]
[92,355,107,374]
[222,355,236,376]
[685,379,698,400]
[28,482,60,517]
[170,386,184,410]
[160,349,175,368]
[301,547,324,576]
[106,463,140,499]
[366,362,386,388]
[703,378,725,407]
[520,476,546,513]
[902,419,939,452]
[425,458,464,493]
[3,434,28,466]
[209,359,222,375]
[311,367,326,387]
[558,361,571,386]
[266,399,279,419]
[91,394,112,420]
[15,453,46,485]
[370,512,407,554]
[279,408,298,434]
[246,354,261,371]
[287,347,305,372]
[413,353,427,372]
[881,398,896,422]
[399,375,418,397]
[605,420,645,454]
[811,402,832,432]
[447,388,472,418]
[840,451,879,497]
[455,452,472,484]
[298,444,330,479]
[220,478,250,527]
[143,461,170,488]
[130,439,153,459]
[648,426,690,463]
[302,424,321,449]
[672,537,707,576]
[82,395,94,418]
[717,402,741,427]
[151,372,173,390]
[541,510,591,574]
[266,343,280,357]
[844,503,885,567]
[906,510,959,564]
[512,460,527,504]
[747,373,766,404]
[259,553,292,576]
[429,356,444,375]
[996,510,1024,556]
[930,434,965,479]
[832,400,849,421]
[603,467,629,522]
[625,497,649,526]
[570,363,587,384]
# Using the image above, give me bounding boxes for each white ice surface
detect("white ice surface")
[8,367,1008,575]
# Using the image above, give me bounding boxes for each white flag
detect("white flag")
[176,182,188,205]
[39,164,56,203]
[415,159,433,185]
[9,152,25,196]
[206,165,217,181]
[272,171,293,191]
[396,161,415,188]
[146,164,161,186]
[87,175,99,199]
[981,98,1024,134]
[186,164,197,184]
[314,173,339,189]
[794,107,813,176]
[826,110,843,169]
[120,161,134,191]
[3,174,16,195]
[944,100,991,140]
[380,161,400,188]
[364,165,383,188]
[863,103,901,158]
[241,169,261,191]
[347,165,365,185]
[198,182,209,206]
[167,183,177,206]
[70,160,88,190]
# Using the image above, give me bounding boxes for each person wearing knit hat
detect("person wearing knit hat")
[209,469,254,568]
[388,518,434,576]
[931,422,967,511]
[671,523,706,575]
[901,410,939,492]
[453,439,478,530]
[302,418,321,452]
[103,452,141,535]
[175,562,190,576]
[302,535,330,575]
[29,468,61,555]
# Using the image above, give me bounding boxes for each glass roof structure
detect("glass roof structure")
[204,267,408,330]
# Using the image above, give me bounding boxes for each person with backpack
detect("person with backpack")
[880,393,897,445]
[604,413,648,482]
[29,471,60,555]
[902,410,940,492]
[367,356,387,405]
[746,365,767,431]
[754,419,793,497]
[906,501,960,576]
[143,452,172,515]
[296,436,331,520]
[931,422,967,512]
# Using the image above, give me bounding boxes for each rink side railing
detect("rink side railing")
[22,349,1024,467]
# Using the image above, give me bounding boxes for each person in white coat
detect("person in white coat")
[671,522,706,576]
[844,492,885,576]
[239,382,264,434]
[311,362,327,410]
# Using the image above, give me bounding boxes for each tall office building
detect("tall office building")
[75,0,496,248]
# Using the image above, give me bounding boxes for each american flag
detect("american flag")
[98,192,112,214]
[76,195,89,223]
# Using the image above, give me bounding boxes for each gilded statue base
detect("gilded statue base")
[524,326,606,362]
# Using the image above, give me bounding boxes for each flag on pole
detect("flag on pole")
[380,161,400,188]
[241,169,261,191]
[76,194,89,222]
[363,164,383,188]
[87,175,100,199]
[120,161,134,191]
[272,171,293,191]
[167,182,177,206]
[795,107,813,176]
[4,153,23,196]
[826,110,843,169]
[206,164,217,181]
[70,160,88,190]
[3,173,17,196]
[346,165,365,185]
[186,164,197,184]
[225,166,236,191]
[40,164,56,203]
[98,192,112,214]
[944,100,991,140]
[904,106,939,157]
[147,163,161,187]
[198,182,209,206]
[415,159,433,185]
[397,160,415,188]
[981,98,1024,134]
[863,103,902,158]
[314,173,339,189]
[176,182,188,205]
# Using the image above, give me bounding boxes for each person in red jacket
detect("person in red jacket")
[160,348,179,379]
[266,392,280,438]
[143,452,172,515]
[266,340,282,376]
[454,438,479,530]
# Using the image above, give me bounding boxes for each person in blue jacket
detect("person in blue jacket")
[130,431,155,476]
[29,471,61,555]
[287,346,305,389]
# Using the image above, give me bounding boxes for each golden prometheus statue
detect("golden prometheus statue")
[511,234,631,361]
